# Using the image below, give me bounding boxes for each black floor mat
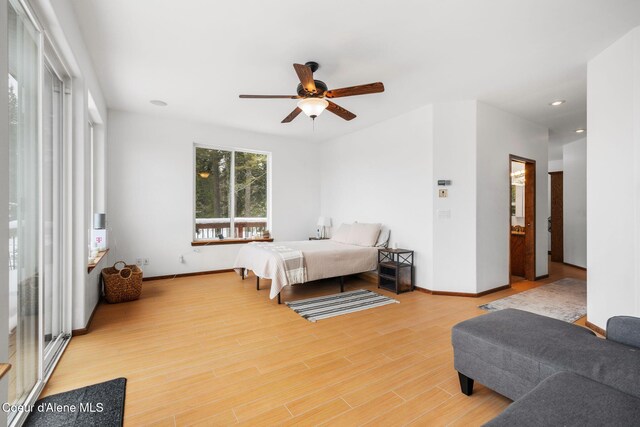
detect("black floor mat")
[24,378,126,426]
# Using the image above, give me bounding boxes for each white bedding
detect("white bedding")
[233,240,379,299]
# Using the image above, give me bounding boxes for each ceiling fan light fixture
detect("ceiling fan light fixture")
[297,97,329,119]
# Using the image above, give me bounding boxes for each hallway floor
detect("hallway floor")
[511,257,588,327]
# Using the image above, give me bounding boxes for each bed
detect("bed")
[233,223,388,303]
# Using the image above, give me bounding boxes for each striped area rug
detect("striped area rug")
[286,289,399,322]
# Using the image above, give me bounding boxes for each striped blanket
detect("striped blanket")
[251,242,307,285]
[233,242,307,298]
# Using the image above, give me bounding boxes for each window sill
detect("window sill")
[191,238,273,246]
[88,249,109,273]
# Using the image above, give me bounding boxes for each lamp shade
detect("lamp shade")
[317,216,331,227]
[93,213,106,230]
[298,98,329,118]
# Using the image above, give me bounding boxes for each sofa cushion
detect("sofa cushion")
[484,372,640,427]
[452,308,640,400]
[607,316,640,349]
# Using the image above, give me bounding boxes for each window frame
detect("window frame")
[88,119,95,220]
[192,143,272,242]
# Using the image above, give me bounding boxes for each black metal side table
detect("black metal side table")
[378,248,414,294]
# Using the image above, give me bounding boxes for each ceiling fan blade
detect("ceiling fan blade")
[281,107,302,123]
[293,63,317,94]
[325,82,385,98]
[239,95,300,99]
[326,101,356,121]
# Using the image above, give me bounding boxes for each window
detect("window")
[194,146,270,241]
[89,120,95,218]
[8,0,42,421]
[87,90,105,227]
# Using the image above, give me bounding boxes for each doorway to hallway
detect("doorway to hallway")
[509,156,536,283]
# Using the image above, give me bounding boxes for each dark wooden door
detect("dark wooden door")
[510,233,525,276]
[549,172,563,262]
[524,161,536,281]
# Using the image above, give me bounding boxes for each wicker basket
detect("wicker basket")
[101,261,143,303]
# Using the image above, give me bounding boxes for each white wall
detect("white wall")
[548,159,563,172]
[0,0,10,421]
[563,138,587,268]
[320,105,434,289]
[432,102,477,293]
[548,143,563,162]
[547,146,587,263]
[107,111,320,277]
[320,100,548,294]
[587,26,640,329]
[548,131,584,162]
[476,102,549,292]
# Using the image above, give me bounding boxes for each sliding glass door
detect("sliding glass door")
[7,0,70,424]
[8,0,41,419]
[42,60,66,370]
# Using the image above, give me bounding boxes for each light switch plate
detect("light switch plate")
[439,189,448,198]
[438,209,452,219]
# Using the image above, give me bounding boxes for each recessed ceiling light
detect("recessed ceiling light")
[575,128,585,133]
[549,100,566,106]
[150,100,168,107]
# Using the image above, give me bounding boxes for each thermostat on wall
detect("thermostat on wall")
[437,180,452,186]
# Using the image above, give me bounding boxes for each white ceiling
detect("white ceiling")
[70,0,640,141]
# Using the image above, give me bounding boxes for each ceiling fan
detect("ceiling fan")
[239,61,384,123]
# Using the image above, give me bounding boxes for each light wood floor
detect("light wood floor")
[42,261,587,426]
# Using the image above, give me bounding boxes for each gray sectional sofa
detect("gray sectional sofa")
[451,309,640,426]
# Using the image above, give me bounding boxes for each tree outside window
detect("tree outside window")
[194,146,269,240]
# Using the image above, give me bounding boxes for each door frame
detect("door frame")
[509,155,536,282]
[42,48,72,373]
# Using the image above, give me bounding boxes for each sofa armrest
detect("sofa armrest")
[606,316,640,349]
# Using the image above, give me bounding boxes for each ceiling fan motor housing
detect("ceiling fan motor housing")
[305,61,320,72]
[297,80,328,96]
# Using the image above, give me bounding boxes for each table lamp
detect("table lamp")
[317,217,332,238]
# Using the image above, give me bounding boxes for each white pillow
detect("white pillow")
[347,223,382,247]
[376,226,390,247]
[331,223,352,243]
